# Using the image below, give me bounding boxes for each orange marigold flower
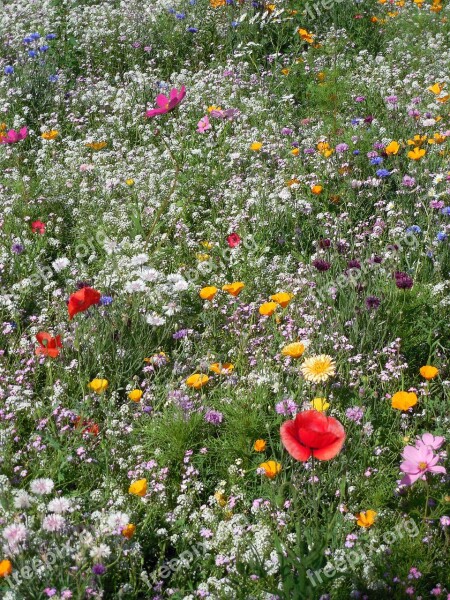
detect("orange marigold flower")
[222,282,245,297]
[391,391,418,411]
[0,559,12,578]
[259,460,282,478]
[259,302,278,316]
[199,286,218,301]
[253,439,266,452]
[129,479,147,497]
[419,365,439,380]
[122,524,136,539]
[355,510,377,528]
[270,292,293,308]
[186,374,209,389]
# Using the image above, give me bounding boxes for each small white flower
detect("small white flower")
[52,257,70,272]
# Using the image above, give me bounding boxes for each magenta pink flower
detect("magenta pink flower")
[0,126,28,144]
[145,86,186,118]
[196,115,211,133]
[400,444,446,486]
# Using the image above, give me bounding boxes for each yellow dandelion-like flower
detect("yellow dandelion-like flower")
[300,354,336,383]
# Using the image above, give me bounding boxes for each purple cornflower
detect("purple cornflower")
[385,95,398,105]
[394,271,413,290]
[335,143,348,153]
[347,259,361,270]
[365,296,381,310]
[281,127,293,135]
[173,328,192,340]
[354,96,365,102]
[345,406,364,424]
[312,259,331,272]
[92,564,106,575]
[204,409,223,424]
[11,243,24,254]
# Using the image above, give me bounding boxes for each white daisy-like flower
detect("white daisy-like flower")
[2,523,27,547]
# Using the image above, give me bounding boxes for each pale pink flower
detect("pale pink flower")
[400,445,446,486]
[196,115,211,133]
[416,433,445,451]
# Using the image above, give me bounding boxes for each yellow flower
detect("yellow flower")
[311,185,323,195]
[250,142,263,151]
[259,460,282,479]
[428,82,444,95]
[436,94,449,104]
[317,72,326,82]
[88,378,109,394]
[281,342,306,358]
[300,355,336,383]
[355,510,377,528]
[222,282,245,297]
[41,130,59,140]
[420,365,439,380]
[407,134,427,147]
[291,147,300,156]
[270,292,293,308]
[253,439,266,452]
[209,0,226,7]
[207,105,222,113]
[259,302,278,316]
[391,391,418,411]
[129,479,147,497]
[196,253,210,262]
[201,241,213,249]
[0,559,12,578]
[128,389,143,402]
[122,524,136,539]
[125,178,135,186]
[317,141,334,158]
[385,140,399,155]
[199,286,218,301]
[297,28,314,44]
[85,141,107,150]
[428,133,446,145]
[281,68,290,76]
[186,374,209,389]
[310,397,330,412]
[286,177,300,187]
[214,491,227,506]
[407,147,426,160]
[209,362,234,375]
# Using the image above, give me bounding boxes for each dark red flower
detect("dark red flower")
[35,332,62,358]
[31,220,46,234]
[68,286,101,320]
[280,410,346,462]
[226,233,241,248]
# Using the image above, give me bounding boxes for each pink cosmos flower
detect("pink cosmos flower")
[416,433,445,451]
[145,86,186,118]
[0,126,28,144]
[400,444,446,486]
[197,115,211,133]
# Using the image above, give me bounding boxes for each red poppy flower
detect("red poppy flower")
[35,332,62,358]
[280,410,346,461]
[31,220,46,234]
[226,233,241,248]
[68,286,101,320]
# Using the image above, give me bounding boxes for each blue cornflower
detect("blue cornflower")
[187,27,198,32]
[376,169,391,178]
[45,33,57,40]
[176,12,186,18]
[23,36,33,44]
[406,225,422,234]
[28,50,37,58]
[168,7,176,13]
[436,232,447,242]
[39,45,49,52]
[370,157,383,165]
[4,66,14,74]
[48,74,58,82]
[99,295,113,306]
[30,32,41,40]
[441,206,450,216]
[351,118,362,125]
[231,20,239,26]
[189,0,196,4]
[353,150,360,155]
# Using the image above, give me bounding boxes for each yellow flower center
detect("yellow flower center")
[418,462,427,470]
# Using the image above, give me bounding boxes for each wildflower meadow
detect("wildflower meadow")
[0,0,450,598]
